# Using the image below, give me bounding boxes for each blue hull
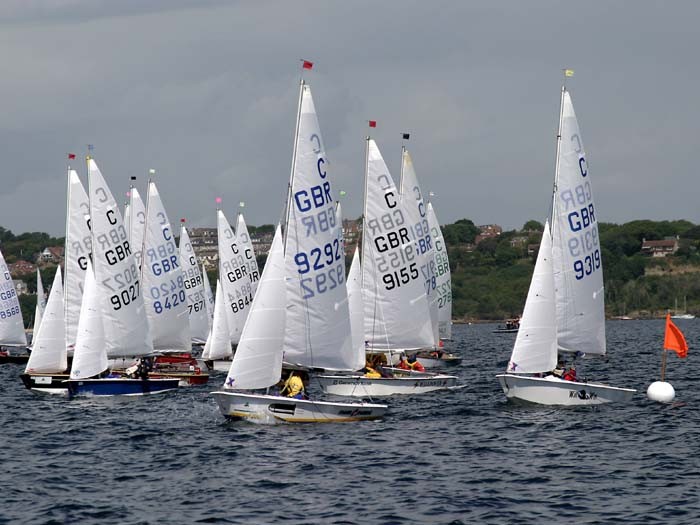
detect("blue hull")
[67,378,179,397]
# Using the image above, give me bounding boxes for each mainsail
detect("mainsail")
[179,224,209,343]
[282,82,359,371]
[141,182,190,351]
[0,246,27,345]
[362,139,434,351]
[64,169,91,350]
[87,158,152,357]
[427,202,452,340]
[551,89,605,356]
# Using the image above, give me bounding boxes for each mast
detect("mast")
[361,136,370,292]
[63,161,72,329]
[549,84,566,233]
[283,78,305,253]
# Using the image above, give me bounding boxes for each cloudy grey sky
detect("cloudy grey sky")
[1,0,698,237]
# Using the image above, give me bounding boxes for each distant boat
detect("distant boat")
[0,244,29,364]
[671,296,695,320]
[496,84,635,405]
[493,319,520,334]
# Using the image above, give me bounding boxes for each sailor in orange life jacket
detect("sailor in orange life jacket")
[396,354,412,370]
[407,355,425,372]
[280,372,306,399]
[563,365,577,382]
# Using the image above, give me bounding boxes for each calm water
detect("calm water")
[2,320,699,524]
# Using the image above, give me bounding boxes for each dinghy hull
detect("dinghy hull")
[413,353,462,369]
[496,374,636,405]
[211,391,387,424]
[317,374,458,397]
[67,378,179,397]
[20,373,69,394]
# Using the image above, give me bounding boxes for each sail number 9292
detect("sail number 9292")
[573,249,600,280]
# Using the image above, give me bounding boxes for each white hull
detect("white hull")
[496,374,636,406]
[211,391,387,424]
[205,359,232,372]
[317,374,458,397]
[414,353,462,369]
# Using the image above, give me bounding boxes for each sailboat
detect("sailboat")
[66,260,179,397]
[212,79,386,423]
[496,86,636,405]
[671,296,695,320]
[66,158,178,397]
[0,245,28,363]
[21,268,69,393]
[201,280,234,371]
[178,222,210,344]
[32,268,46,340]
[20,167,90,389]
[317,138,458,396]
[399,149,461,368]
[138,181,207,386]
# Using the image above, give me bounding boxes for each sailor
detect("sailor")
[280,371,306,399]
[396,354,412,370]
[407,355,425,372]
[550,359,566,378]
[563,365,577,382]
[363,362,382,378]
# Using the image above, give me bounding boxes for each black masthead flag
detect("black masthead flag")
[402,133,410,140]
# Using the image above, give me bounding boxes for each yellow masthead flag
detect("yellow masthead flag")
[564,69,575,77]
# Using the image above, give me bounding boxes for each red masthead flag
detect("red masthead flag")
[68,153,76,159]
[368,120,377,128]
[664,313,688,358]
[302,60,313,70]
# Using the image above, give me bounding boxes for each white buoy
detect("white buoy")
[647,381,675,403]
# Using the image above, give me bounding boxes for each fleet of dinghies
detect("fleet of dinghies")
[1,66,644,417]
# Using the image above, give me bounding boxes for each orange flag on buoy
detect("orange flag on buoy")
[664,313,688,358]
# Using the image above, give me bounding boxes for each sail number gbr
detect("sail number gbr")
[573,249,601,280]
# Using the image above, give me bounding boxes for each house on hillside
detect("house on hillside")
[37,246,64,265]
[641,237,679,258]
[13,279,28,295]
[8,260,36,276]
[475,224,502,245]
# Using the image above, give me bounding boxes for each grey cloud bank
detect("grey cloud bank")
[0,1,698,236]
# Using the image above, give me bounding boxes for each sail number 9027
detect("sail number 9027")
[110,281,140,310]
[573,249,601,280]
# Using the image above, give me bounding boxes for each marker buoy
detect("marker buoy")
[647,381,675,403]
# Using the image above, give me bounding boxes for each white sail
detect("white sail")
[201,262,215,323]
[33,268,46,338]
[70,260,108,379]
[551,90,606,356]
[400,149,439,345]
[203,280,232,361]
[64,169,91,350]
[225,225,285,390]
[282,82,359,371]
[123,202,131,241]
[234,213,260,293]
[128,187,146,270]
[26,267,67,373]
[141,182,190,352]
[0,246,27,345]
[427,202,452,340]
[347,246,365,359]
[179,224,209,344]
[88,158,152,357]
[507,221,557,373]
[362,139,434,351]
[217,209,255,344]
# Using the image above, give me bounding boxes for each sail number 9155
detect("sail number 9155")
[382,263,418,290]
[573,249,601,280]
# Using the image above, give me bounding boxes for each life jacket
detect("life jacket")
[397,360,411,370]
[364,367,381,379]
[410,361,425,372]
[563,369,577,381]
[282,375,305,397]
